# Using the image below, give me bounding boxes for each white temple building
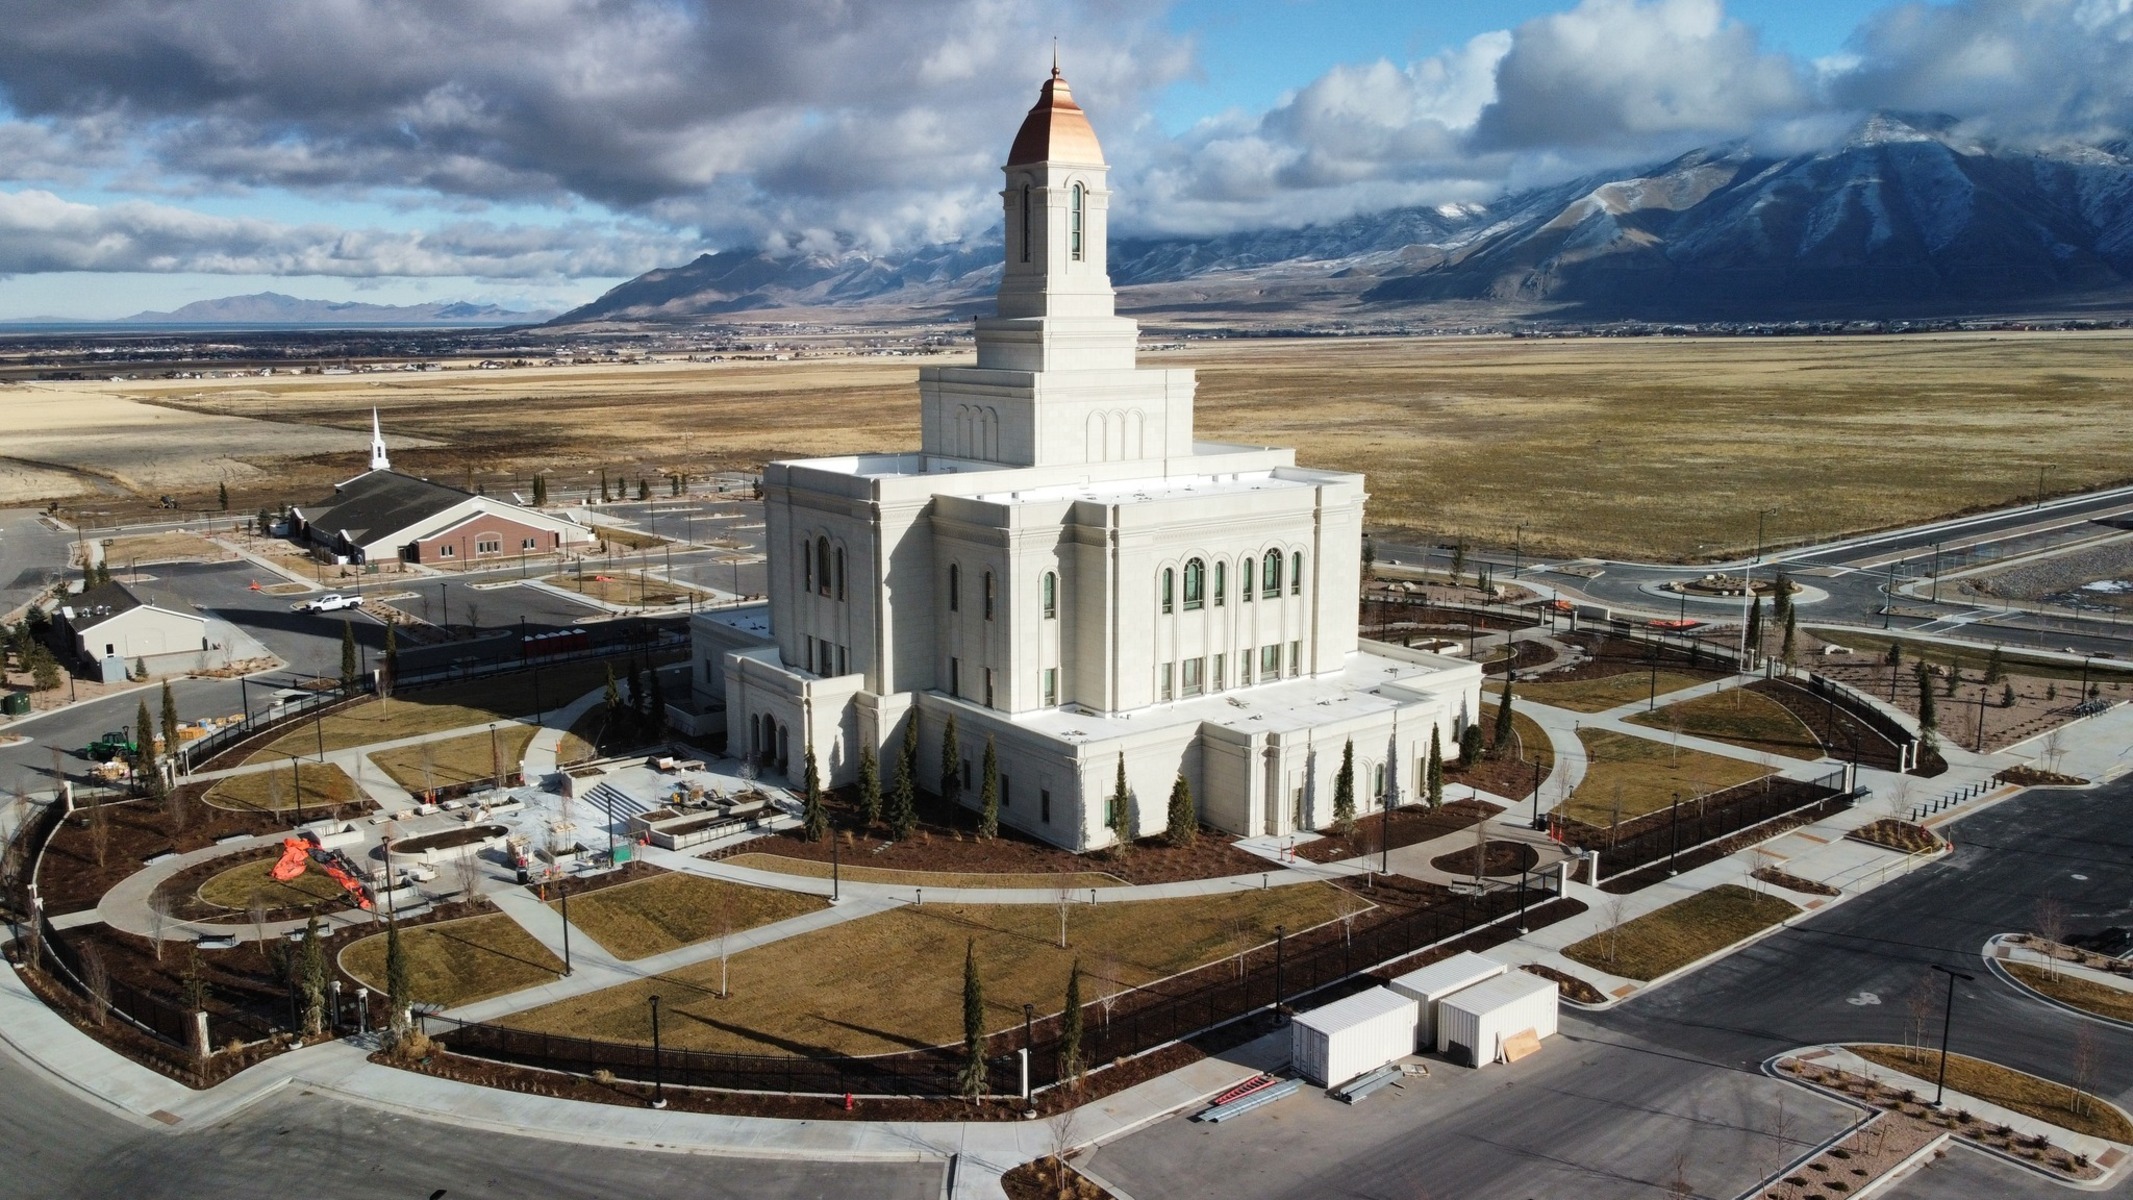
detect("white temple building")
[692,66,1482,849]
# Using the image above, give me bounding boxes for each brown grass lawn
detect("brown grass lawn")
[553,871,827,961]
[242,658,630,764]
[2006,962,2133,1025]
[1847,1044,2133,1143]
[723,852,1127,892]
[1479,701,1556,772]
[340,913,565,1008]
[1519,671,1712,714]
[1566,729,1770,826]
[505,883,1353,1055]
[369,727,593,794]
[196,855,350,909]
[1625,687,1825,760]
[203,761,358,812]
[1564,884,1798,981]
[541,570,690,607]
[99,530,231,566]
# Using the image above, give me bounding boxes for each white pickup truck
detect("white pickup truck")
[296,593,361,613]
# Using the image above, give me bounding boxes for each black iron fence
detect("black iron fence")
[425,876,1562,1099]
[1562,767,1849,881]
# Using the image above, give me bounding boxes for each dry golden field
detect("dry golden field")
[39,330,2133,561]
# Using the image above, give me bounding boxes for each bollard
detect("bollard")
[844,1092,853,1111]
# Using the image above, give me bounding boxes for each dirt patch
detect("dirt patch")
[1750,866,1841,897]
[1846,819,1944,855]
[1520,963,1605,1005]
[1995,764,2089,787]
[1429,840,1540,878]
[37,794,291,916]
[1293,799,1501,864]
[1003,1157,1114,1200]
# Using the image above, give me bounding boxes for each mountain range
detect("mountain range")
[117,292,554,327]
[550,113,2133,328]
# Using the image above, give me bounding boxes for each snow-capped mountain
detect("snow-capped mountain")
[549,114,2133,327]
[120,292,554,327]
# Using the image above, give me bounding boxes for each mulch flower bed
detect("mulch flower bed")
[1520,963,1605,1005]
[1995,765,2089,787]
[1846,819,1945,855]
[1777,1056,2103,1182]
[39,794,293,915]
[1446,747,1549,803]
[1003,1156,1114,1200]
[1751,866,1842,897]
[1430,839,1541,878]
[1294,799,1501,864]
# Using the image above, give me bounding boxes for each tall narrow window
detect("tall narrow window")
[1162,568,1175,614]
[1041,571,1057,619]
[1262,551,1282,599]
[985,668,995,708]
[1213,560,1226,606]
[1181,657,1204,697]
[1183,558,1204,611]
[1160,662,1174,701]
[835,547,846,600]
[1019,184,1032,263]
[950,656,961,696]
[1291,551,1303,595]
[817,537,831,597]
[1212,654,1225,691]
[949,564,960,612]
[1240,650,1253,686]
[983,571,996,620]
[1373,763,1386,801]
[1241,556,1253,603]
[803,541,813,592]
[1070,184,1085,261]
[1042,667,1058,706]
[1289,640,1302,677]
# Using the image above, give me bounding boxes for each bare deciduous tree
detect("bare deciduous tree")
[2043,727,2066,774]
[2072,1024,2102,1119]
[147,899,167,962]
[1905,973,1937,1052]
[2033,898,2069,976]
[1055,884,1074,950]
[87,798,110,868]
[456,850,485,907]
[79,944,110,1027]
[1604,894,1629,967]
[1047,1106,1083,1198]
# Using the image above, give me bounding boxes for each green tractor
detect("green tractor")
[83,729,138,762]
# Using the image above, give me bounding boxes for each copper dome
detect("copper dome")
[1006,67,1104,166]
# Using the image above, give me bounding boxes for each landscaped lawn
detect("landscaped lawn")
[541,570,691,607]
[1478,701,1555,772]
[504,883,1352,1055]
[340,913,565,1008]
[196,855,351,910]
[1564,729,1770,826]
[2006,962,2133,1024]
[1518,670,1712,714]
[1847,1044,2133,1143]
[368,727,594,795]
[203,761,359,812]
[1563,884,1798,981]
[1625,687,1825,760]
[552,871,827,961]
[723,852,1126,893]
[242,658,638,764]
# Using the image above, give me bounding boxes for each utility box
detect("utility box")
[1291,987,1418,1087]
[1437,971,1559,1068]
[1387,952,1508,1049]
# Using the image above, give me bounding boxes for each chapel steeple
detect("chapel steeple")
[369,408,391,471]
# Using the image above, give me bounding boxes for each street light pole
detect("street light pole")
[1883,561,1895,630]
[1512,522,1527,580]
[1273,925,1286,1017]
[648,994,666,1108]
[559,878,572,975]
[1668,792,1682,875]
[1929,964,1975,1107]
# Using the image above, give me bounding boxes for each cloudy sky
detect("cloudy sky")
[0,0,2125,319]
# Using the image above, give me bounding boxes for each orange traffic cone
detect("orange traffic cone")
[249,580,260,591]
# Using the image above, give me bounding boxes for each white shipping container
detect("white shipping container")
[1290,987,1418,1087]
[1386,952,1507,1049]
[1436,970,1559,1068]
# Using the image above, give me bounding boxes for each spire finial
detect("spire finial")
[1052,38,1060,78]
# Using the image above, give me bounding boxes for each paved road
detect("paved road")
[0,1047,941,1200]
[0,509,75,616]
[1093,781,2133,1200]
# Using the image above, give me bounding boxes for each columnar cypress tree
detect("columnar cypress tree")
[1984,645,2006,684]
[340,619,358,688]
[531,474,547,506]
[939,713,961,804]
[1772,572,1792,624]
[857,745,882,828]
[381,621,398,697]
[1491,681,1516,755]
[159,681,179,764]
[958,939,987,1099]
[1426,726,1444,808]
[134,698,155,764]
[977,736,999,838]
[1886,640,1902,667]
[1108,754,1132,852]
[1916,662,1938,746]
[801,746,826,841]
[218,481,229,511]
[1745,596,1764,664]
[1332,739,1356,833]
[889,718,919,839]
[1059,959,1085,1087]
[1781,606,1798,668]
[298,911,325,1036]
[1165,772,1197,847]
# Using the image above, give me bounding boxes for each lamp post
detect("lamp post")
[1530,760,1544,832]
[558,877,572,976]
[1273,925,1286,1017]
[1883,560,1896,629]
[1929,965,1975,1107]
[1380,793,1391,876]
[1668,792,1682,875]
[285,752,304,824]
[1930,543,1942,604]
[1738,507,1778,672]
[1512,521,1527,580]
[1022,1002,1036,1108]
[648,994,666,1108]
[830,826,841,903]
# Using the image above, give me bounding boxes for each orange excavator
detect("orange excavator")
[269,836,374,910]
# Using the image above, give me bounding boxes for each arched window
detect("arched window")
[1291,551,1304,595]
[816,537,831,597]
[1161,568,1174,614]
[983,570,996,620]
[802,541,813,593]
[1213,560,1226,606]
[835,547,846,601]
[1183,558,1204,611]
[1240,556,1253,603]
[948,563,960,612]
[1019,184,1032,264]
[1070,184,1085,261]
[1042,571,1057,619]
[1373,763,1386,800]
[1262,551,1282,599]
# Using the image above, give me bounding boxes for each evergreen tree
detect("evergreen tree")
[298,911,326,1036]
[30,646,60,692]
[599,469,610,502]
[339,619,358,687]
[1984,645,2006,684]
[1059,959,1085,1086]
[801,746,826,841]
[1745,596,1764,664]
[531,474,547,506]
[1458,722,1484,765]
[1944,658,1960,697]
[939,713,962,803]
[257,506,275,535]
[647,666,669,735]
[385,915,412,1038]
[159,681,179,765]
[1491,681,1516,755]
[1361,537,1375,578]
[1772,571,1792,623]
[1426,725,1444,808]
[1781,605,1798,668]
[628,660,649,736]
[382,621,398,695]
[958,939,987,1099]
[857,745,882,828]
[217,481,229,511]
[1916,662,1938,738]
[637,477,650,501]
[889,718,919,839]
[135,698,155,765]
[2001,682,2016,708]
[602,662,622,714]
[1108,754,1132,852]
[1886,640,1903,667]
[1332,739,1356,833]
[977,736,999,838]
[1165,772,1197,847]
[1449,537,1466,583]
